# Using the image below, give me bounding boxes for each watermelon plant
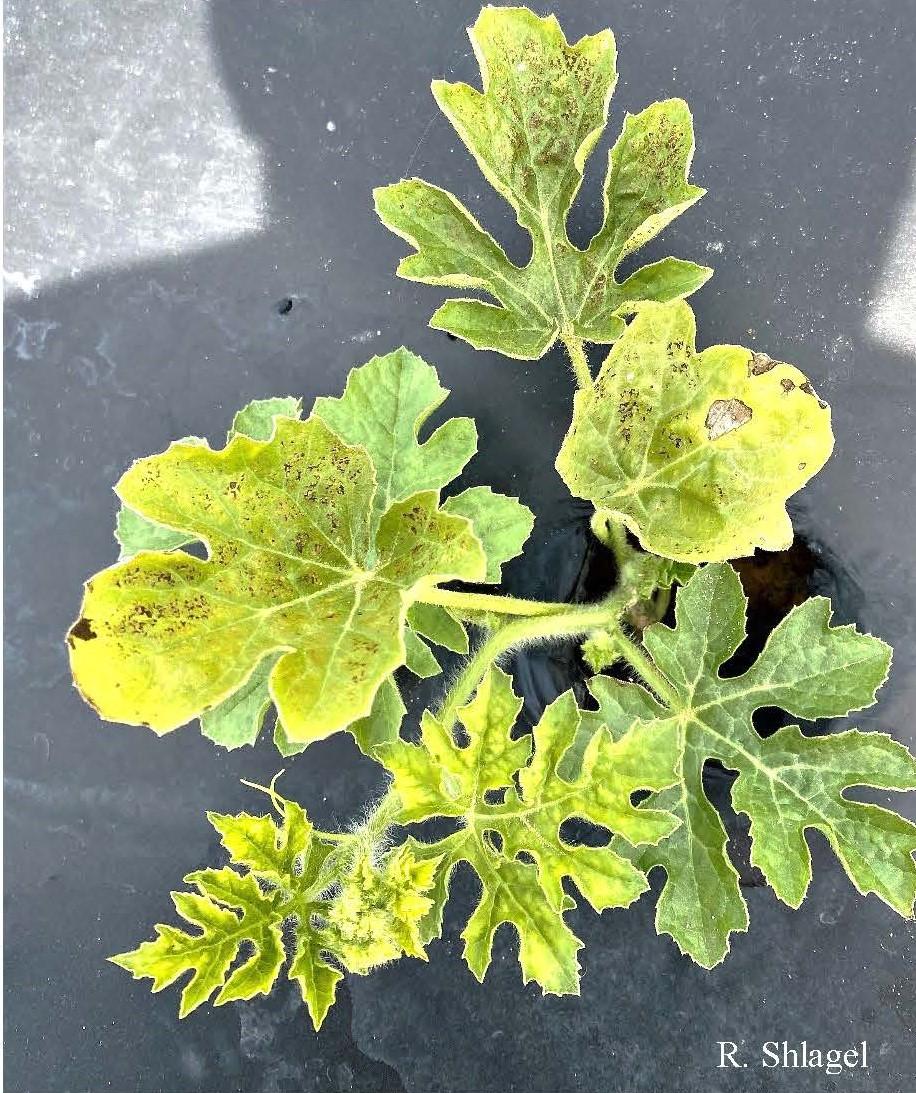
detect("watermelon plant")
[68,7,916,1031]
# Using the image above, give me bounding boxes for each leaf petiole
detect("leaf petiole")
[417,586,572,619]
[561,331,593,390]
[611,630,679,708]
[435,569,655,739]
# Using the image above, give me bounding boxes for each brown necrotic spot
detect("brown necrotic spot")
[705,398,753,440]
[780,378,796,393]
[800,381,828,409]
[749,352,777,376]
[69,617,97,644]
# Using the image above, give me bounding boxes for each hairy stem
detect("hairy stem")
[418,586,572,618]
[327,552,665,843]
[561,331,593,389]
[612,629,679,708]
[590,509,631,563]
[435,574,652,738]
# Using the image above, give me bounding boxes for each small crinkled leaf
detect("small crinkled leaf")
[313,347,476,531]
[580,630,619,675]
[229,396,302,442]
[112,803,344,1031]
[68,415,486,746]
[375,9,709,359]
[325,844,440,974]
[595,563,913,969]
[442,487,534,582]
[556,301,834,562]
[379,666,679,993]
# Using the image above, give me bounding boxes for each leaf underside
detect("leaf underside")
[375,7,710,359]
[556,300,835,562]
[584,563,914,968]
[71,350,533,751]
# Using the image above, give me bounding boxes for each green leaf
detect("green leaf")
[407,602,469,655]
[199,656,277,750]
[374,8,709,359]
[273,717,308,759]
[404,628,442,679]
[655,559,697,589]
[229,396,303,442]
[443,487,534,582]
[347,676,406,757]
[114,505,193,562]
[68,415,487,746]
[111,805,342,1030]
[556,301,835,562]
[599,563,914,968]
[313,347,477,532]
[378,667,679,993]
[314,348,532,580]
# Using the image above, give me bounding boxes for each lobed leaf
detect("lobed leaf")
[591,563,914,968]
[69,415,485,745]
[113,801,442,1029]
[115,403,303,564]
[375,7,710,359]
[72,350,533,751]
[379,666,680,993]
[111,805,341,1030]
[313,347,476,531]
[556,301,834,562]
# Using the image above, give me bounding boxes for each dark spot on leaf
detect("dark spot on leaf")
[800,381,828,409]
[780,378,796,393]
[69,617,97,643]
[276,296,294,315]
[748,352,777,376]
[705,398,752,440]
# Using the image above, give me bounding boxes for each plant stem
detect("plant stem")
[612,630,679,708]
[590,509,631,564]
[435,582,646,738]
[323,552,665,843]
[561,332,593,389]
[417,586,572,618]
